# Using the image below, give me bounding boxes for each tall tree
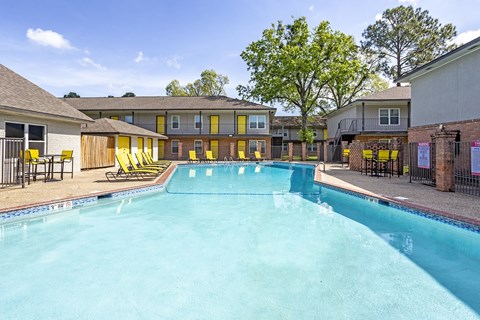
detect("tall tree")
[63,92,80,98]
[122,92,136,97]
[361,5,457,85]
[165,69,229,96]
[237,17,365,139]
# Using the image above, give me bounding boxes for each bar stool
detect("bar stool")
[361,149,373,175]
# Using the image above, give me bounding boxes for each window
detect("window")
[379,108,400,125]
[249,140,266,154]
[307,143,317,152]
[125,115,133,124]
[194,140,203,154]
[249,115,266,129]
[194,115,203,129]
[171,115,180,129]
[5,122,46,154]
[282,143,288,151]
[171,140,179,154]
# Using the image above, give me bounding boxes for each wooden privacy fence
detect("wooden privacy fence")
[81,135,115,169]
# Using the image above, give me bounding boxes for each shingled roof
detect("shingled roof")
[272,115,326,128]
[355,86,411,101]
[82,118,167,139]
[0,64,93,123]
[62,96,276,112]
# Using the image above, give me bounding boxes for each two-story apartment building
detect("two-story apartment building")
[271,116,327,159]
[63,96,276,160]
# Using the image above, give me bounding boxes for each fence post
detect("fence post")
[432,130,456,192]
[316,142,321,161]
[178,142,183,161]
[288,142,293,162]
[230,142,235,159]
[301,142,307,161]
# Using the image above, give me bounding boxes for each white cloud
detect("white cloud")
[26,28,74,50]
[134,51,144,63]
[78,57,106,70]
[375,13,382,21]
[398,0,419,4]
[452,29,480,45]
[309,5,314,12]
[164,55,183,69]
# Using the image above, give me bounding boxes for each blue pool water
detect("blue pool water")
[1,163,479,319]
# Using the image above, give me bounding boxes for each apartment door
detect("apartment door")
[156,115,165,134]
[237,140,246,155]
[237,115,246,134]
[158,140,165,159]
[210,140,219,158]
[147,138,153,157]
[210,115,219,134]
[118,136,131,155]
[137,137,144,152]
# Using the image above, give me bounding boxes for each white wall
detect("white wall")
[411,49,480,127]
[326,106,357,139]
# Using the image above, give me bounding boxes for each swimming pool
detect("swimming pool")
[1,163,479,319]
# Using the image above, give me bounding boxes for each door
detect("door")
[237,140,246,153]
[156,116,165,134]
[147,138,153,157]
[158,140,165,159]
[210,140,219,159]
[137,137,144,152]
[237,115,246,134]
[118,136,131,155]
[210,115,219,134]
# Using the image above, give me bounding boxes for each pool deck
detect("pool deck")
[0,161,479,226]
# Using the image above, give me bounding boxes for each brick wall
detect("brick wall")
[409,118,480,143]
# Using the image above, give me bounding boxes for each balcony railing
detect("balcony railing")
[338,118,409,134]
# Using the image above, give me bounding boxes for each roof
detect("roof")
[272,115,326,128]
[62,95,277,112]
[81,118,168,139]
[396,36,480,82]
[0,64,93,123]
[325,86,411,118]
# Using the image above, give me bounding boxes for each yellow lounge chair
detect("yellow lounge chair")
[237,151,249,161]
[254,151,265,161]
[205,150,217,163]
[189,150,200,163]
[105,154,159,182]
[141,152,171,169]
[127,153,164,172]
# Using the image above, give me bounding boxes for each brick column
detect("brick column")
[301,142,307,161]
[288,142,293,162]
[432,131,456,192]
[316,142,321,161]
[178,142,183,161]
[230,142,235,159]
[324,143,329,162]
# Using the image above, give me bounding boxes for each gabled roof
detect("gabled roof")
[0,64,93,123]
[325,86,411,118]
[82,118,167,139]
[272,115,326,128]
[63,96,276,112]
[396,36,480,82]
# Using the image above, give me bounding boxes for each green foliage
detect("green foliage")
[122,92,136,97]
[237,17,363,135]
[298,128,315,144]
[165,70,229,96]
[63,92,80,98]
[361,5,457,83]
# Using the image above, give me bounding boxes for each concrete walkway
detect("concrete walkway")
[316,163,479,226]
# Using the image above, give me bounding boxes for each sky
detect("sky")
[1,0,479,115]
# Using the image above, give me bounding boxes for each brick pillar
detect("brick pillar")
[433,131,456,192]
[178,142,183,161]
[288,142,293,161]
[324,143,329,162]
[301,142,307,161]
[316,142,321,161]
[230,142,235,159]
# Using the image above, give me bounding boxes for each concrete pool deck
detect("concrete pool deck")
[0,161,478,226]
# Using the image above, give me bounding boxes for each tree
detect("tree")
[122,92,136,97]
[63,92,80,98]
[165,69,229,96]
[361,5,457,85]
[237,17,364,138]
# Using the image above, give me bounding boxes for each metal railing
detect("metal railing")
[338,118,409,134]
[409,142,436,186]
[453,141,480,196]
[0,138,25,188]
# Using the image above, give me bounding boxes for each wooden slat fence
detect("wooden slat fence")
[81,135,115,169]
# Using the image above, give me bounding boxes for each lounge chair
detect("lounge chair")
[105,154,159,182]
[189,150,200,163]
[127,153,165,172]
[237,151,249,161]
[205,150,217,163]
[254,151,266,161]
[141,152,171,170]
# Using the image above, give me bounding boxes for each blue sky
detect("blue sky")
[1,0,479,112]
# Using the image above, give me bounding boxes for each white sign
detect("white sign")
[471,141,480,176]
[417,142,430,169]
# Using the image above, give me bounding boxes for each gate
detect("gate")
[0,138,25,188]
[453,141,480,196]
[409,142,436,186]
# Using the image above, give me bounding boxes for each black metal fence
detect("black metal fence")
[409,142,436,186]
[453,141,480,196]
[0,138,25,188]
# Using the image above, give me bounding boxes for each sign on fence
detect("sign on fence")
[471,141,480,176]
[417,142,431,169]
